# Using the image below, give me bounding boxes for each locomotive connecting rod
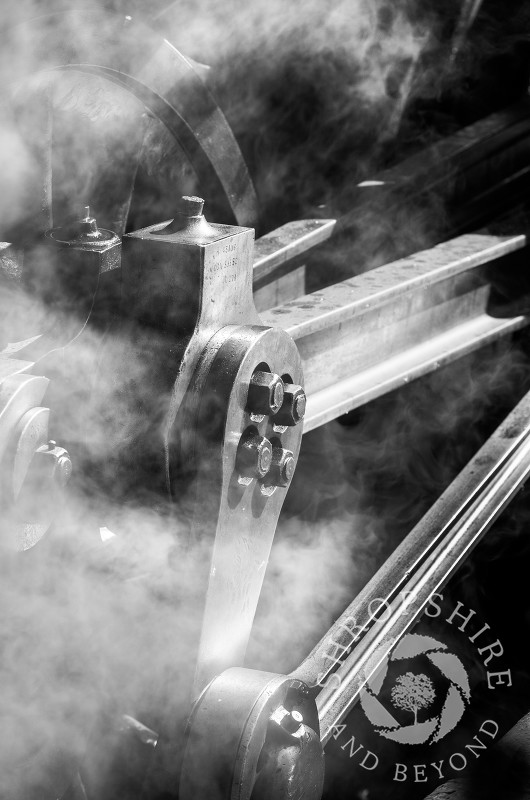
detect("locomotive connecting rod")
[181,377,530,799]
[297,386,530,742]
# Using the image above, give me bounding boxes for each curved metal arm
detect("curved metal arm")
[291,387,530,743]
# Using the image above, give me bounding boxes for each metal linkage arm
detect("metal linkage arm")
[121,197,307,697]
[262,232,529,429]
[181,379,530,798]
[252,219,336,286]
[295,386,530,743]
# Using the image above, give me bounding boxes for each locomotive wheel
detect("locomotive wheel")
[1,8,258,245]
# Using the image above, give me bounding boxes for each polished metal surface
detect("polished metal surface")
[180,668,323,800]
[178,380,530,793]
[292,387,530,743]
[262,232,529,429]
[253,219,336,286]
[188,324,304,693]
[263,233,525,338]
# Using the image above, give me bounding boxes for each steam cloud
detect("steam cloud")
[0,1,528,798]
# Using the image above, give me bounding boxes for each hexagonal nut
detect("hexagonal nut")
[247,372,285,416]
[237,432,273,480]
[268,447,296,488]
[34,441,73,488]
[275,384,306,426]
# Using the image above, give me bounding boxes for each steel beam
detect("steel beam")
[252,219,336,286]
[262,232,529,430]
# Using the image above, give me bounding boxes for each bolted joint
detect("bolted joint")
[34,440,73,488]
[275,384,306,426]
[247,372,285,416]
[237,432,273,480]
[269,706,304,737]
[268,447,296,488]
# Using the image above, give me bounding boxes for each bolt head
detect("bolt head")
[275,384,306,426]
[268,447,296,488]
[272,381,284,412]
[247,372,285,416]
[237,432,273,480]
[257,443,273,475]
[294,392,306,421]
[282,455,296,483]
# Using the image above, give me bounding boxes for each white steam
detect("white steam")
[0,1,523,797]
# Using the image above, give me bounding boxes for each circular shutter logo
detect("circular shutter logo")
[359,633,471,745]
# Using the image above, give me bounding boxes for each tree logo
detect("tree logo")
[359,633,471,745]
[391,672,436,724]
